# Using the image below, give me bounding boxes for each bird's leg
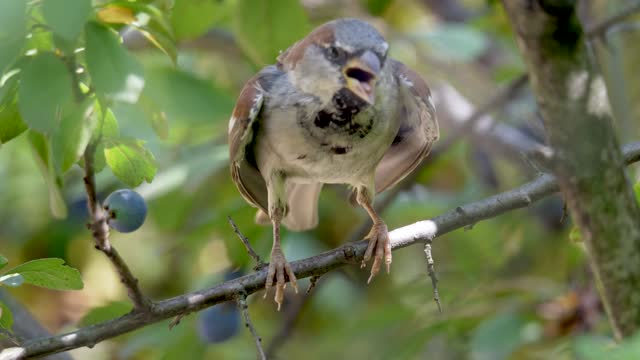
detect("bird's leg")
[264,174,298,310]
[356,186,391,283]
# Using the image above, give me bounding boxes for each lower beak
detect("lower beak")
[343,50,381,105]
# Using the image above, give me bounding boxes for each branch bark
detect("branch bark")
[1,142,638,359]
[503,0,640,339]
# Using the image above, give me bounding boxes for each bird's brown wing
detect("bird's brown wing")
[374,60,439,193]
[228,72,269,213]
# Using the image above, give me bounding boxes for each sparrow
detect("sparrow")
[228,18,438,309]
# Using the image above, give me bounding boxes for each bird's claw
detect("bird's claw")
[361,222,391,283]
[264,247,298,310]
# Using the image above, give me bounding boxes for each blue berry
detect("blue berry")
[103,189,147,233]
[197,269,244,343]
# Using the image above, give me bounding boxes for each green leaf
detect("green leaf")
[0,273,24,287]
[233,0,311,65]
[415,24,490,62]
[0,256,7,270]
[52,100,98,173]
[4,258,83,290]
[0,82,28,144]
[80,301,133,327]
[18,53,73,134]
[43,0,92,41]
[470,312,525,360]
[0,0,26,73]
[171,0,230,40]
[85,22,145,103]
[361,0,394,15]
[143,67,234,125]
[634,182,640,205]
[0,302,13,331]
[104,138,157,187]
[131,4,177,64]
[569,226,582,243]
[28,131,68,218]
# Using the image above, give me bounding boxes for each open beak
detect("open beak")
[343,50,381,105]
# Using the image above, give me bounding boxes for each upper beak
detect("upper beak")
[343,50,381,105]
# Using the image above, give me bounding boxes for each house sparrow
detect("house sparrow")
[228,18,438,309]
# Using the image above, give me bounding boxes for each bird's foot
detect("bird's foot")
[264,247,298,310]
[361,222,392,283]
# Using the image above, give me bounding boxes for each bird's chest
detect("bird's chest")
[257,91,399,185]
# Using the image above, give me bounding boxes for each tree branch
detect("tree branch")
[503,0,640,339]
[82,143,151,311]
[586,1,640,39]
[2,142,638,358]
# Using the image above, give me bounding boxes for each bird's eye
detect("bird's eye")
[327,46,341,60]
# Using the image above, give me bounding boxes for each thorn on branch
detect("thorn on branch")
[169,313,187,330]
[228,216,266,270]
[236,293,266,360]
[306,275,321,294]
[424,241,442,313]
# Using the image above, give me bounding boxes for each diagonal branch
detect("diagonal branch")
[3,142,640,358]
[82,142,152,311]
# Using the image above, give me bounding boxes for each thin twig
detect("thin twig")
[306,275,321,294]
[228,216,265,269]
[236,293,266,360]
[586,1,640,40]
[423,241,442,313]
[7,141,640,359]
[83,143,151,311]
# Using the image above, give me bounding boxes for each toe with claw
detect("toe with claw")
[264,247,298,310]
[361,222,392,283]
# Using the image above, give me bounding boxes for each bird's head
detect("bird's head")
[277,19,389,106]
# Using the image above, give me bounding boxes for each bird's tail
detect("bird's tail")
[254,182,323,231]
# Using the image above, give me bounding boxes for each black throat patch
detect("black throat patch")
[313,89,372,138]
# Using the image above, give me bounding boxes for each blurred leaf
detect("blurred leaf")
[0,99,27,145]
[0,256,7,270]
[18,53,73,134]
[102,108,120,139]
[143,67,234,125]
[28,131,68,218]
[233,0,311,65]
[150,110,169,139]
[4,258,83,290]
[0,273,24,287]
[569,226,582,243]
[52,100,97,173]
[80,301,133,326]
[85,22,145,103]
[104,138,157,187]
[416,24,490,62]
[0,302,13,331]
[634,182,640,205]
[362,0,393,15]
[470,312,525,360]
[43,0,92,41]
[131,4,177,64]
[0,0,26,73]
[97,4,136,24]
[171,0,229,40]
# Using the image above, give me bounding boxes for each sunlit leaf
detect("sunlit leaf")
[18,53,73,134]
[0,0,26,73]
[4,258,83,290]
[104,138,157,187]
[28,131,68,218]
[80,301,133,327]
[0,273,24,287]
[43,0,92,41]
[97,5,136,24]
[0,256,7,270]
[233,0,311,65]
[52,100,97,173]
[85,22,145,103]
[0,302,13,331]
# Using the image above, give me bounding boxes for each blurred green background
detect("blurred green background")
[2,0,640,359]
